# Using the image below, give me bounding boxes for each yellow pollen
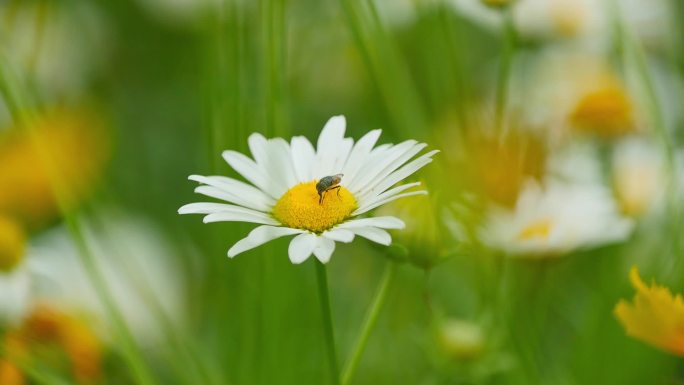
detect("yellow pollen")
[272,181,357,233]
[518,219,552,241]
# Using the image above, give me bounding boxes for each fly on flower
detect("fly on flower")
[316,174,343,204]
[178,116,438,264]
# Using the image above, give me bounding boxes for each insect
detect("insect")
[316,174,344,205]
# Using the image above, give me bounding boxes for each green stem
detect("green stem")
[616,6,681,274]
[341,261,396,385]
[315,261,340,385]
[495,6,516,137]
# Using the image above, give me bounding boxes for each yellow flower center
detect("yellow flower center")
[0,217,25,273]
[518,219,552,241]
[272,181,357,233]
[570,87,634,137]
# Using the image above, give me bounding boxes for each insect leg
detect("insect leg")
[330,186,342,200]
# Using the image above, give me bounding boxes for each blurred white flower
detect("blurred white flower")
[180,116,437,264]
[479,180,634,257]
[0,212,186,345]
[449,0,672,48]
[612,138,666,217]
[0,2,108,104]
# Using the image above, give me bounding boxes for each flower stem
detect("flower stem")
[341,261,396,385]
[495,6,516,137]
[315,261,340,385]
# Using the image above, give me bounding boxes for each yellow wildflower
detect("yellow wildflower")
[570,83,635,138]
[614,267,684,356]
[1,305,102,384]
[0,216,25,272]
[0,109,109,229]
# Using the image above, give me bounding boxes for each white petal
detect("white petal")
[341,129,382,184]
[265,138,298,193]
[179,202,270,218]
[348,227,392,245]
[354,144,430,196]
[188,175,275,211]
[315,116,349,177]
[288,233,318,264]
[313,237,336,264]
[291,136,316,182]
[338,216,405,230]
[357,182,421,209]
[222,151,275,198]
[353,191,428,216]
[347,140,420,194]
[248,133,269,167]
[322,228,355,243]
[203,211,280,226]
[359,150,438,198]
[228,226,304,257]
[193,185,273,213]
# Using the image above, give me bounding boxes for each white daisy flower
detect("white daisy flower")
[0,212,186,345]
[479,180,634,257]
[179,116,438,264]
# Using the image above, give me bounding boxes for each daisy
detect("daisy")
[479,180,634,257]
[179,116,438,264]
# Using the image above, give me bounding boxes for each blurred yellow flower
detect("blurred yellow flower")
[0,216,25,272]
[570,84,635,139]
[0,109,109,229]
[462,131,546,207]
[0,305,102,385]
[614,267,684,356]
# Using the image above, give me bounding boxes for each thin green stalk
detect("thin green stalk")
[616,8,681,275]
[341,261,396,385]
[262,0,287,136]
[495,6,516,138]
[338,0,426,138]
[315,261,341,385]
[0,55,158,385]
[64,217,159,385]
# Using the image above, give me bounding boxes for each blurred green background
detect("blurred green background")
[1,0,684,384]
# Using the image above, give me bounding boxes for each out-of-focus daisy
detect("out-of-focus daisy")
[479,180,634,257]
[612,138,666,217]
[0,305,102,385]
[515,51,640,142]
[0,109,109,229]
[0,212,185,345]
[455,130,546,207]
[615,267,684,356]
[449,0,672,48]
[179,116,437,264]
[0,1,108,111]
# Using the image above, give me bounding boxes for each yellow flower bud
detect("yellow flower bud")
[438,319,486,360]
[0,217,25,273]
